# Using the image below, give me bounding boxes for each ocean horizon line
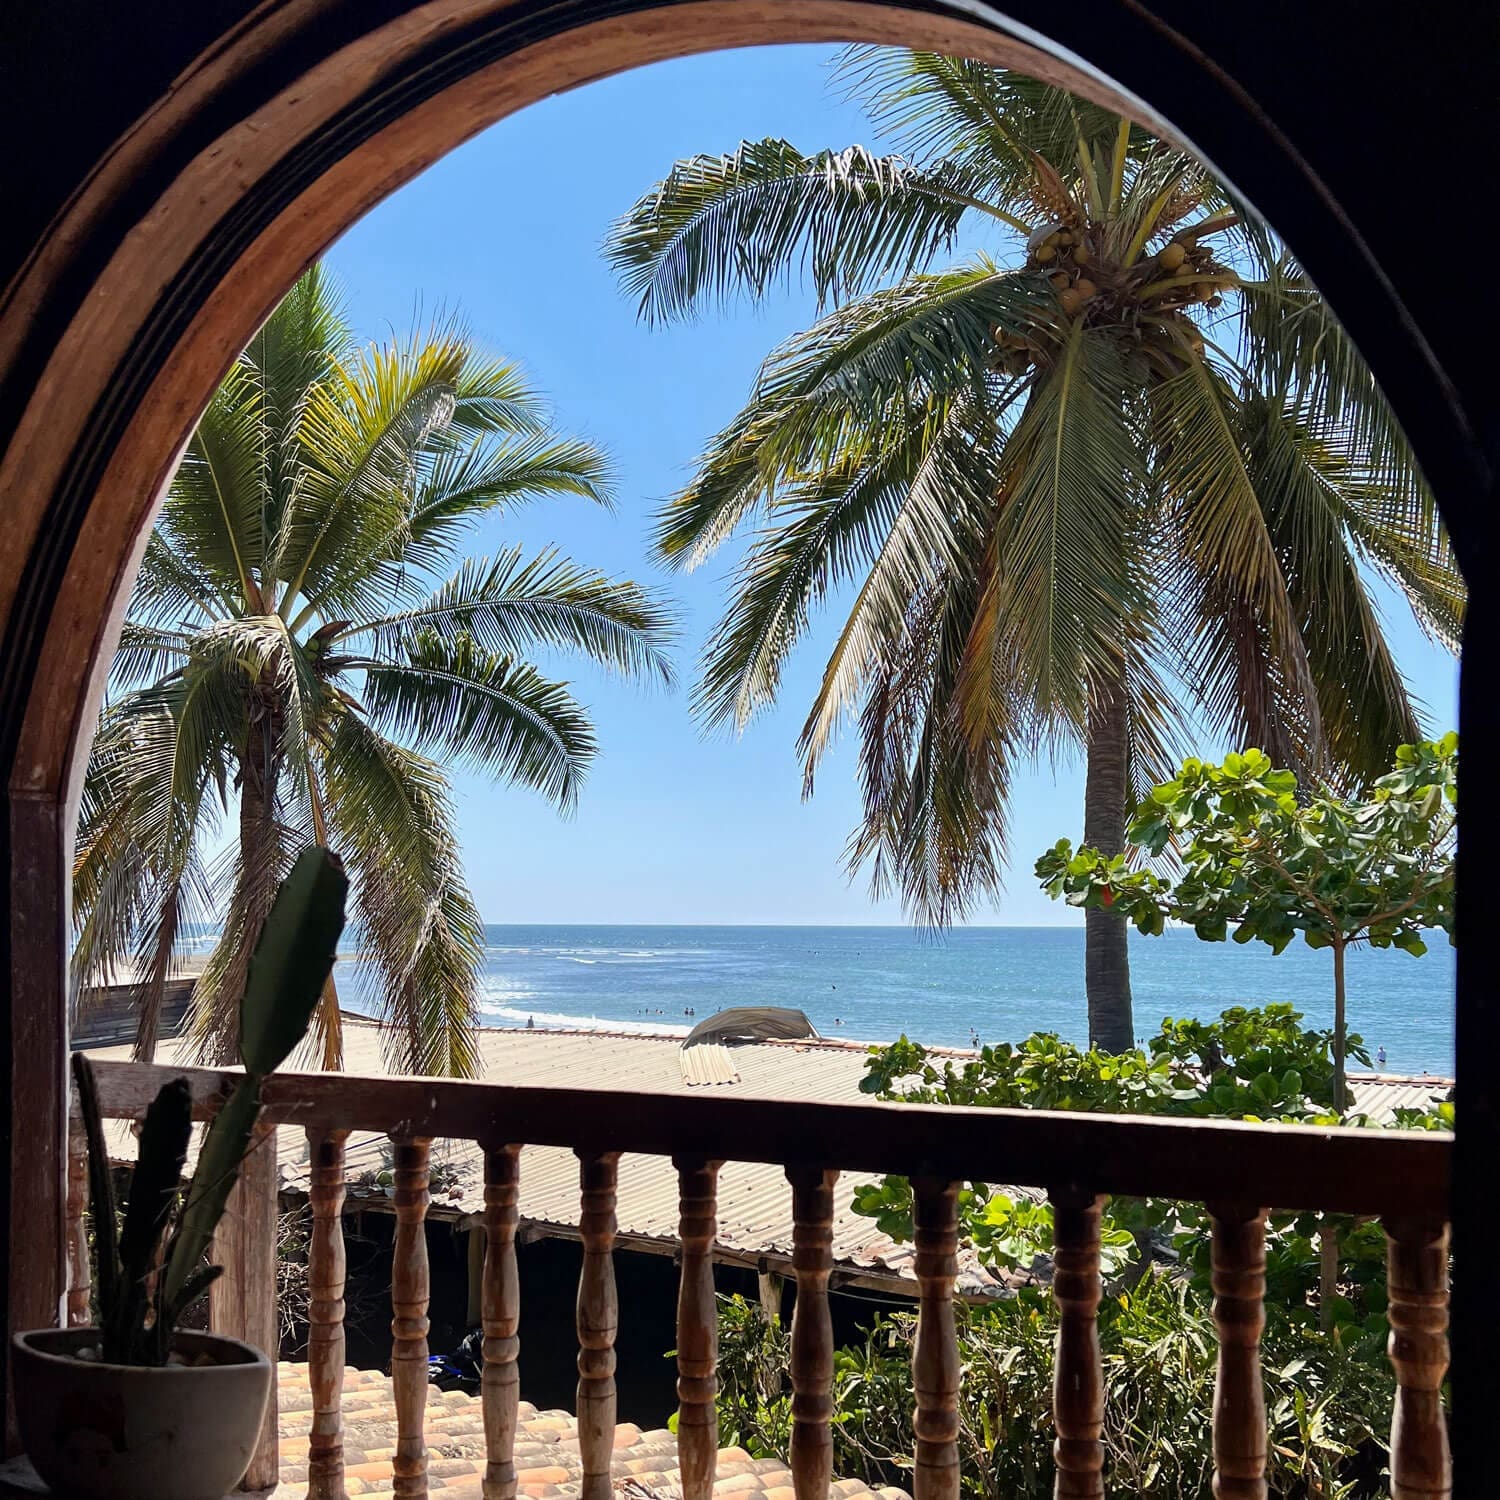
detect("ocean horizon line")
[474,919,1087,931]
[170,921,1453,1074]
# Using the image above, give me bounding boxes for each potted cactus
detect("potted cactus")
[12,847,347,1500]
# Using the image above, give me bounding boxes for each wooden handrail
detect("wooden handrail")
[70,1057,1453,1500]
[84,1058,1451,1218]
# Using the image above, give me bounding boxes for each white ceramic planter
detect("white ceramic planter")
[11,1327,272,1500]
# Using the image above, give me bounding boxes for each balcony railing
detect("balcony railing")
[76,1059,1452,1500]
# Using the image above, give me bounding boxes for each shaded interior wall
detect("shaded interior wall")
[284,1214,911,1428]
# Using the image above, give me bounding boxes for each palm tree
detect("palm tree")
[606,50,1463,1051]
[74,266,675,1076]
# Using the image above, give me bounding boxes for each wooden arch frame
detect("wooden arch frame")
[1,0,1490,1473]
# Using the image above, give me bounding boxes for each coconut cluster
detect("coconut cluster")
[989,218,1233,374]
[1147,235,1229,312]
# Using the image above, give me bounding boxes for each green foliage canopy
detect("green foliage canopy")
[842,1006,1450,1494]
[606,48,1464,934]
[1035,736,1457,957]
[714,1279,1395,1498]
[73,268,676,1077]
[1035,736,1456,1104]
[851,1004,1419,1283]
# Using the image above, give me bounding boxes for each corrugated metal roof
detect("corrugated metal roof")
[87,1020,1450,1299]
[678,1041,740,1086]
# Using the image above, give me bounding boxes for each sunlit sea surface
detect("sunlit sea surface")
[350,924,1455,1076]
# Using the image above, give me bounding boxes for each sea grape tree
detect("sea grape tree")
[1035,736,1457,1111]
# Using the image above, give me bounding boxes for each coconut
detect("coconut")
[1158,242,1186,271]
[1072,245,1091,266]
[1035,244,1056,263]
[1058,288,1083,316]
[1075,278,1098,301]
[1049,271,1071,290]
[1027,220,1066,255]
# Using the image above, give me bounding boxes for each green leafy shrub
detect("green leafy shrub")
[850,1005,1414,1297]
[713,1276,1395,1498]
[832,1005,1448,1495]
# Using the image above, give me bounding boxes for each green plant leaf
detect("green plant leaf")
[238,846,348,1075]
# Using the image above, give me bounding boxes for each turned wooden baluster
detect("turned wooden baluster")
[65,1112,90,1327]
[787,1166,839,1500]
[675,1157,723,1500]
[576,1150,620,1500]
[1208,1203,1268,1500]
[307,1128,350,1500]
[391,1136,433,1500]
[1049,1188,1105,1500]
[1384,1217,1451,1500]
[912,1178,961,1500]
[482,1143,522,1500]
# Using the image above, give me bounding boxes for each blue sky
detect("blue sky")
[324,44,1458,927]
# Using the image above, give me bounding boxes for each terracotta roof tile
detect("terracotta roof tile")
[270,1362,907,1500]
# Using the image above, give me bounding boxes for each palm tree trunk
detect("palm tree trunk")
[1332,938,1348,1115]
[1319,938,1349,1327]
[203,707,282,1064]
[1084,675,1135,1053]
[307,766,344,1071]
[130,892,180,1063]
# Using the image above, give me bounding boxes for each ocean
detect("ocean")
[451,924,1456,1076]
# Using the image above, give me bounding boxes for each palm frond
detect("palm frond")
[754,261,1053,419]
[110,623,193,693]
[608,138,1017,323]
[394,434,616,580]
[356,547,676,685]
[275,331,468,620]
[319,715,482,1077]
[1237,394,1425,781]
[799,392,998,773]
[162,361,269,607]
[837,48,1124,218]
[845,575,1024,926]
[361,633,597,808]
[441,354,549,443]
[130,532,234,629]
[241,262,355,575]
[652,262,1046,570]
[1149,356,1322,760]
[992,325,1147,731]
